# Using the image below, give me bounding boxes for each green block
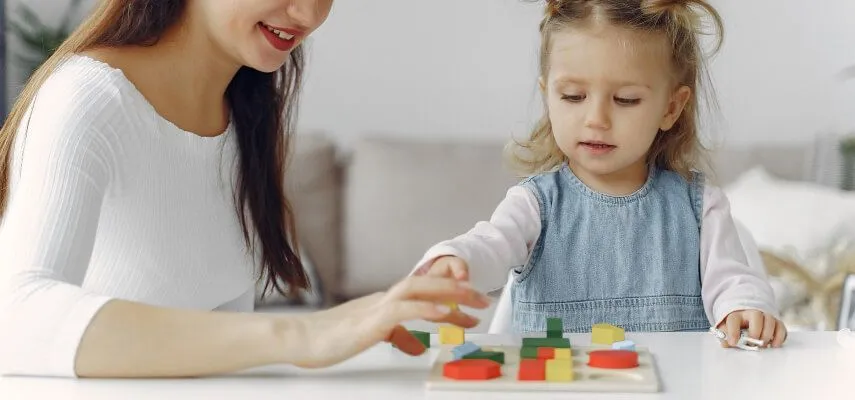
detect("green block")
[520,346,539,359]
[546,318,563,338]
[463,350,505,364]
[522,337,571,349]
[409,330,430,348]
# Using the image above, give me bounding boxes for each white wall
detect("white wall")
[6,0,855,146]
[706,0,855,145]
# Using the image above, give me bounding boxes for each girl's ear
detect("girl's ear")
[660,85,691,131]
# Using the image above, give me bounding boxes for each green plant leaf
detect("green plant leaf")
[842,137,855,153]
[10,0,88,79]
[15,4,49,32]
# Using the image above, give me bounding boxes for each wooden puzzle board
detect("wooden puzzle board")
[425,344,661,393]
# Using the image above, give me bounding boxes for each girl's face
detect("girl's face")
[193,0,334,72]
[541,22,690,182]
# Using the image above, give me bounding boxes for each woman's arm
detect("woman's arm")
[0,79,297,378]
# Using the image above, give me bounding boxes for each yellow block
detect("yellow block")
[446,302,459,311]
[545,359,574,382]
[591,323,625,345]
[439,325,464,345]
[554,348,572,360]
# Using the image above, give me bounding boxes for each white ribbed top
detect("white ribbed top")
[0,55,258,377]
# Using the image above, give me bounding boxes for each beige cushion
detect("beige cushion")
[707,144,809,186]
[341,136,521,298]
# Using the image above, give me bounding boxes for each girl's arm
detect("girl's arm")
[699,184,780,328]
[411,186,542,293]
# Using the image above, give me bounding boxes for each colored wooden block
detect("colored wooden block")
[612,339,635,351]
[545,359,574,382]
[520,346,539,359]
[451,341,480,360]
[517,359,546,381]
[463,350,505,365]
[536,347,555,360]
[588,350,639,369]
[439,325,464,345]
[591,323,625,345]
[554,347,572,360]
[446,302,459,311]
[443,359,502,380]
[546,318,563,338]
[522,337,571,349]
[409,330,430,348]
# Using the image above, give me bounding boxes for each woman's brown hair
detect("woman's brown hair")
[509,0,724,179]
[0,0,309,296]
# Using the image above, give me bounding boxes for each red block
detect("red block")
[588,350,639,369]
[443,359,502,380]
[536,347,555,360]
[518,359,546,381]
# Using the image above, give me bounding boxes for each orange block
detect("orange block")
[443,359,502,380]
[536,347,555,360]
[518,359,546,381]
[588,350,639,369]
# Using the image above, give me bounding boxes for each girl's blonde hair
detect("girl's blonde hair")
[508,0,724,179]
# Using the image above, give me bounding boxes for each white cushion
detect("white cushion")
[724,167,855,263]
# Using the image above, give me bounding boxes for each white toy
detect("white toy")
[708,327,765,351]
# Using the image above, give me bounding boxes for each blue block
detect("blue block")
[451,341,481,360]
[612,340,636,351]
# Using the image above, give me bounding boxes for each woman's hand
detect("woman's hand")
[285,274,490,368]
[718,309,787,348]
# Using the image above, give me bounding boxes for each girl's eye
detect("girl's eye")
[615,97,641,105]
[560,94,585,102]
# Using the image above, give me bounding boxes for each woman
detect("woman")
[0,0,487,378]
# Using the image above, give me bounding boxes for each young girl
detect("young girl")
[415,0,787,348]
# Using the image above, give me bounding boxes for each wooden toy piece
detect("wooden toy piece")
[517,359,546,381]
[612,339,635,351]
[554,348,572,360]
[546,317,563,338]
[522,337,571,349]
[452,341,481,360]
[409,330,431,349]
[545,359,574,382]
[446,302,459,311]
[536,347,555,360]
[427,344,661,392]
[439,325,465,345]
[588,350,639,369]
[520,346,539,359]
[443,359,502,380]
[591,323,625,345]
[463,350,505,365]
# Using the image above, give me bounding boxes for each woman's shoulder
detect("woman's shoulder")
[31,52,137,121]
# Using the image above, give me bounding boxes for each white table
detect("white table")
[1,332,851,400]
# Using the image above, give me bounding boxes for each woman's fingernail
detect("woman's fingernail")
[457,281,472,289]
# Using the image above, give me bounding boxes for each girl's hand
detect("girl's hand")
[425,256,470,281]
[288,275,489,368]
[718,309,787,348]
